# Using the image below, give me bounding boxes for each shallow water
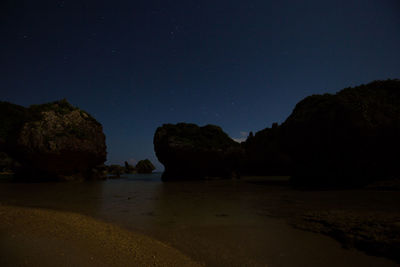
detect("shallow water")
[0,174,396,266]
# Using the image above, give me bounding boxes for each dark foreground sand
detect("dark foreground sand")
[0,205,202,267]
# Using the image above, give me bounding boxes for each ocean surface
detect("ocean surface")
[0,173,396,267]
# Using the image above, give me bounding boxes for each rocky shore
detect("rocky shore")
[256,184,400,264]
[292,210,400,263]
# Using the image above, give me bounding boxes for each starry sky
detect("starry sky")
[1,0,399,170]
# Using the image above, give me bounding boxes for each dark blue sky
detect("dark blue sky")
[1,0,399,170]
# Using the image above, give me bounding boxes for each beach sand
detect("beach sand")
[0,204,202,267]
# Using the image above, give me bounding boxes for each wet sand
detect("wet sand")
[0,204,202,267]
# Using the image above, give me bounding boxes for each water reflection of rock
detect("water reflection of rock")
[147,180,268,266]
[146,179,398,267]
[0,181,105,216]
[151,180,259,226]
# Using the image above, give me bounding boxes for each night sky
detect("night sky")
[1,0,399,170]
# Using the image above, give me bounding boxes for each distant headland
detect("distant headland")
[1,79,399,188]
[154,79,400,187]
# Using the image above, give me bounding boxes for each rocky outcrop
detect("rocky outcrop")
[0,152,20,173]
[292,210,400,263]
[0,99,107,181]
[154,123,242,180]
[136,159,155,174]
[243,79,400,187]
[242,123,291,176]
[124,161,136,174]
[105,159,155,177]
[107,164,125,178]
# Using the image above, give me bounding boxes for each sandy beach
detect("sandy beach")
[0,204,202,267]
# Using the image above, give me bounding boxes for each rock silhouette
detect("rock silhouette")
[154,123,242,180]
[154,80,400,186]
[135,159,155,174]
[124,161,136,174]
[0,99,107,181]
[244,79,400,187]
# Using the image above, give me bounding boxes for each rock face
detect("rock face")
[154,123,242,180]
[242,123,291,176]
[124,161,136,174]
[135,159,155,174]
[243,79,400,187]
[107,164,125,178]
[0,99,107,181]
[0,151,20,173]
[155,80,399,186]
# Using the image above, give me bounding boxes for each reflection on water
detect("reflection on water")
[0,174,396,267]
[0,179,104,215]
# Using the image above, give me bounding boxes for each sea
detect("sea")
[0,173,395,267]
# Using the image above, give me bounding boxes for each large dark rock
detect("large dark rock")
[242,123,292,176]
[136,159,155,174]
[124,161,136,174]
[0,99,107,181]
[0,101,29,151]
[0,152,21,173]
[244,79,400,187]
[107,164,125,178]
[154,123,242,181]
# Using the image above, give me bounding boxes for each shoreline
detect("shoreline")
[259,187,400,264]
[0,178,399,266]
[287,209,400,263]
[0,204,202,267]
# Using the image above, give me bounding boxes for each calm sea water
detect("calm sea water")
[0,173,396,267]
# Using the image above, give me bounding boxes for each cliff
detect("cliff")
[154,123,242,180]
[0,99,107,181]
[244,79,400,187]
[153,79,400,186]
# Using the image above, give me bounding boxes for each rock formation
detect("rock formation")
[107,164,125,178]
[0,99,107,181]
[135,159,155,174]
[0,151,20,173]
[242,123,291,176]
[124,161,136,174]
[243,79,400,187]
[154,123,242,180]
[153,80,400,186]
